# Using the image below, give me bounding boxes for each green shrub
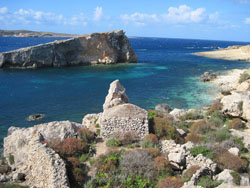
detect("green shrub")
[197,176,222,188]
[239,72,250,83]
[158,176,184,188]
[182,165,200,182]
[8,154,14,165]
[190,120,213,134]
[122,175,155,188]
[176,121,192,132]
[106,139,120,147]
[208,111,225,127]
[206,128,232,143]
[180,110,204,121]
[231,171,241,185]
[77,128,96,143]
[188,146,214,159]
[229,118,245,130]
[207,101,223,115]
[148,110,157,121]
[79,154,89,163]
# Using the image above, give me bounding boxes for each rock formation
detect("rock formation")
[3,121,85,188]
[0,30,137,68]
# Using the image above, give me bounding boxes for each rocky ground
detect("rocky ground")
[1,70,250,188]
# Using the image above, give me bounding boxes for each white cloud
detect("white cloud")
[93,7,103,21]
[245,18,250,24]
[162,5,206,24]
[120,12,159,26]
[0,7,8,14]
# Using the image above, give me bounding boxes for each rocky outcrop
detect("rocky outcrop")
[154,104,171,113]
[4,121,85,188]
[200,72,217,82]
[99,80,148,139]
[0,30,137,68]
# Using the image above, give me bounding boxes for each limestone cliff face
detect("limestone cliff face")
[0,30,137,68]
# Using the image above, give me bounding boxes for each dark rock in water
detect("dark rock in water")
[0,30,137,68]
[27,114,45,121]
[154,104,171,113]
[200,72,217,82]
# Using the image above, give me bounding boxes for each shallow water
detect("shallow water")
[0,36,250,147]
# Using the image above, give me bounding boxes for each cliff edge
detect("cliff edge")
[0,30,137,68]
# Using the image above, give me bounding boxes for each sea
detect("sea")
[0,36,250,149]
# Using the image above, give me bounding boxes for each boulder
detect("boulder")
[169,108,187,120]
[100,80,149,139]
[3,121,85,188]
[0,175,7,182]
[228,147,240,156]
[177,128,187,137]
[216,169,234,185]
[154,104,171,113]
[0,30,137,68]
[103,80,129,110]
[82,113,101,130]
[200,72,217,82]
[221,91,250,121]
[240,173,250,186]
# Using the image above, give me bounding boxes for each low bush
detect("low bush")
[122,175,155,188]
[141,148,161,158]
[154,157,173,176]
[94,150,122,174]
[120,150,156,180]
[239,72,250,83]
[207,101,223,115]
[190,120,213,134]
[180,110,204,121]
[148,110,157,121]
[176,121,192,132]
[158,176,184,188]
[48,138,88,157]
[229,118,246,130]
[8,154,14,165]
[77,128,96,143]
[182,165,200,182]
[208,111,225,127]
[141,134,159,148]
[152,117,182,143]
[220,137,245,152]
[79,154,89,163]
[213,147,248,172]
[238,101,243,112]
[205,128,232,143]
[196,175,222,188]
[231,171,241,185]
[106,139,120,147]
[111,131,140,146]
[188,146,214,159]
[185,133,203,144]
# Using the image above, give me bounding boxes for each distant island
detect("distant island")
[0,29,78,37]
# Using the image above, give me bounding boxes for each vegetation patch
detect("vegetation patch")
[197,175,222,188]
[188,146,214,159]
[239,72,250,83]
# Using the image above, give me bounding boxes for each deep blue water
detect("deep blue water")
[0,36,250,147]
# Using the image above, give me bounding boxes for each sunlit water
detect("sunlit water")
[0,36,250,147]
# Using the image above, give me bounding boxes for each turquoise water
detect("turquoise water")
[0,37,250,147]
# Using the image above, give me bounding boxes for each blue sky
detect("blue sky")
[0,0,250,41]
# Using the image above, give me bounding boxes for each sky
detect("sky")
[0,0,250,42]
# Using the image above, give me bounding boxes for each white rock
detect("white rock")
[240,173,250,186]
[228,147,240,156]
[169,108,187,120]
[82,113,101,130]
[216,169,234,185]
[154,104,171,113]
[0,175,7,182]
[177,128,186,137]
[230,129,250,148]
[168,152,186,164]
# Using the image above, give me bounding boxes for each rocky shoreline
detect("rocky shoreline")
[194,45,250,62]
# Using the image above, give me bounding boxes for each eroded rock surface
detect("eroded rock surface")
[4,121,85,188]
[0,30,137,68]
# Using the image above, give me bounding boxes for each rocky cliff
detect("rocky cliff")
[0,30,137,68]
